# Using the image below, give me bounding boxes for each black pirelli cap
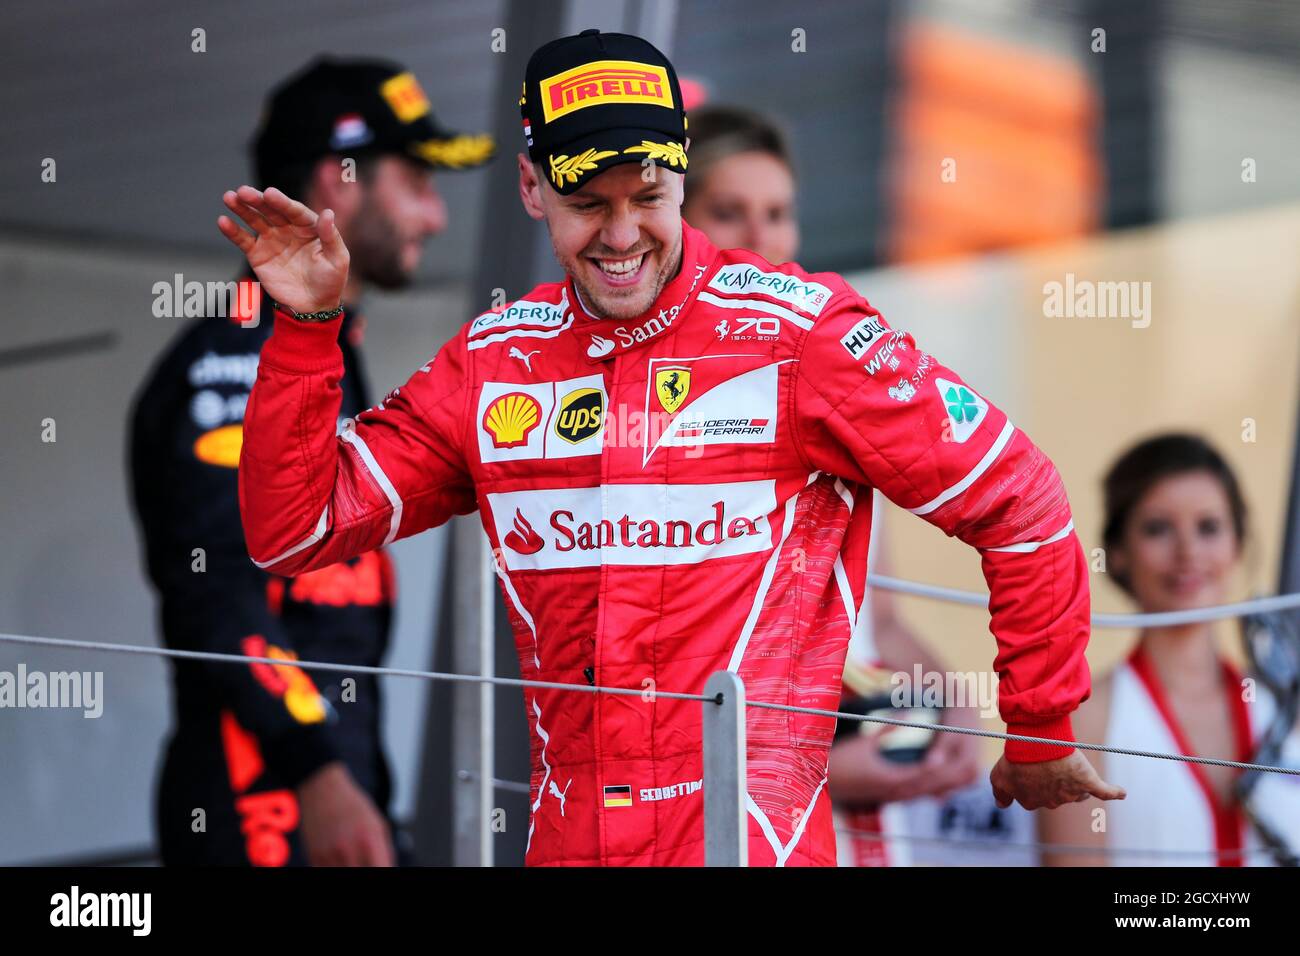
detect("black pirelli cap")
[520,30,688,195]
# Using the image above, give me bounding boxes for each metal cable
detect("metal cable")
[868,573,1300,627]
[3,630,1297,776]
[746,700,1300,776]
[439,780,1279,860]
[0,632,713,704]
[456,771,531,795]
[835,826,1276,862]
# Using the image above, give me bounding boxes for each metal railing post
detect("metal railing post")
[702,670,747,867]
[478,536,496,866]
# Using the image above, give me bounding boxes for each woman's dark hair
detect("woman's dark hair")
[683,105,794,204]
[1101,433,1248,593]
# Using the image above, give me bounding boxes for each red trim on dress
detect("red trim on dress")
[1128,645,1252,866]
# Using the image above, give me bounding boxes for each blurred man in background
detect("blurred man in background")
[128,57,492,866]
[680,105,800,265]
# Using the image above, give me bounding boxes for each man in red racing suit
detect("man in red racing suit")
[228,30,1120,866]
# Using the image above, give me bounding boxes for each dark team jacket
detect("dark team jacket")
[129,279,395,826]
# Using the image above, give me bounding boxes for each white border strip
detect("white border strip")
[726,474,817,673]
[697,291,815,331]
[984,519,1075,554]
[908,420,1015,517]
[340,427,404,546]
[746,775,828,866]
[467,316,574,350]
[251,504,329,569]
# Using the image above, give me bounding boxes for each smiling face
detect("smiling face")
[1110,471,1243,612]
[519,156,684,320]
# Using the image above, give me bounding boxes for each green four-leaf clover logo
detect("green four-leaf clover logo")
[944,385,979,424]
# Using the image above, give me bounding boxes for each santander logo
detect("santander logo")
[506,502,760,556]
[503,509,544,555]
[489,481,778,570]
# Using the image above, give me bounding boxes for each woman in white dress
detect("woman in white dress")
[1039,434,1300,866]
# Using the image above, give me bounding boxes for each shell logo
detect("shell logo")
[483,392,542,448]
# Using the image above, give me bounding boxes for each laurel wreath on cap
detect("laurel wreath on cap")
[549,148,619,186]
[412,134,496,168]
[549,140,689,188]
[622,140,688,169]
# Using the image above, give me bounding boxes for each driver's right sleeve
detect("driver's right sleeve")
[239,307,477,576]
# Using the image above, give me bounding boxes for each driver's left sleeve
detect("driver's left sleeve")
[792,286,1091,763]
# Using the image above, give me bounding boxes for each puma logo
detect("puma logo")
[509,346,540,371]
[548,777,573,816]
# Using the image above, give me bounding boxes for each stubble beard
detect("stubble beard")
[560,229,683,321]
[349,194,416,291]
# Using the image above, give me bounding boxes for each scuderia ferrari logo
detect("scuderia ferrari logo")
[655,367,691,413]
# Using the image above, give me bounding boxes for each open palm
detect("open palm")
[216,185,349,315]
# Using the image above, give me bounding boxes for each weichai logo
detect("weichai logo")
[539,60,673,122]
[488,481,778,570]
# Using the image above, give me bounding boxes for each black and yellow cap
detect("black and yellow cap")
[521,30,688,194]
[253,56,495,188]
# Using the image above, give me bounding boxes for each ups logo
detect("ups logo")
[554,387,604,444]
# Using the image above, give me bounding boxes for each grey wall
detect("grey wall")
[4,0,1296,274]
[0,0,506,285]
[674,0,899,271]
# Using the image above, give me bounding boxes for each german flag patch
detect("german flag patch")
[603,785,633,808]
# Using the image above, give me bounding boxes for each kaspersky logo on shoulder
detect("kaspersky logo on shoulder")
[935,377,988,444]
[707,264,832,316]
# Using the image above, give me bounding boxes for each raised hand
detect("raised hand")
[217,185,349,315]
